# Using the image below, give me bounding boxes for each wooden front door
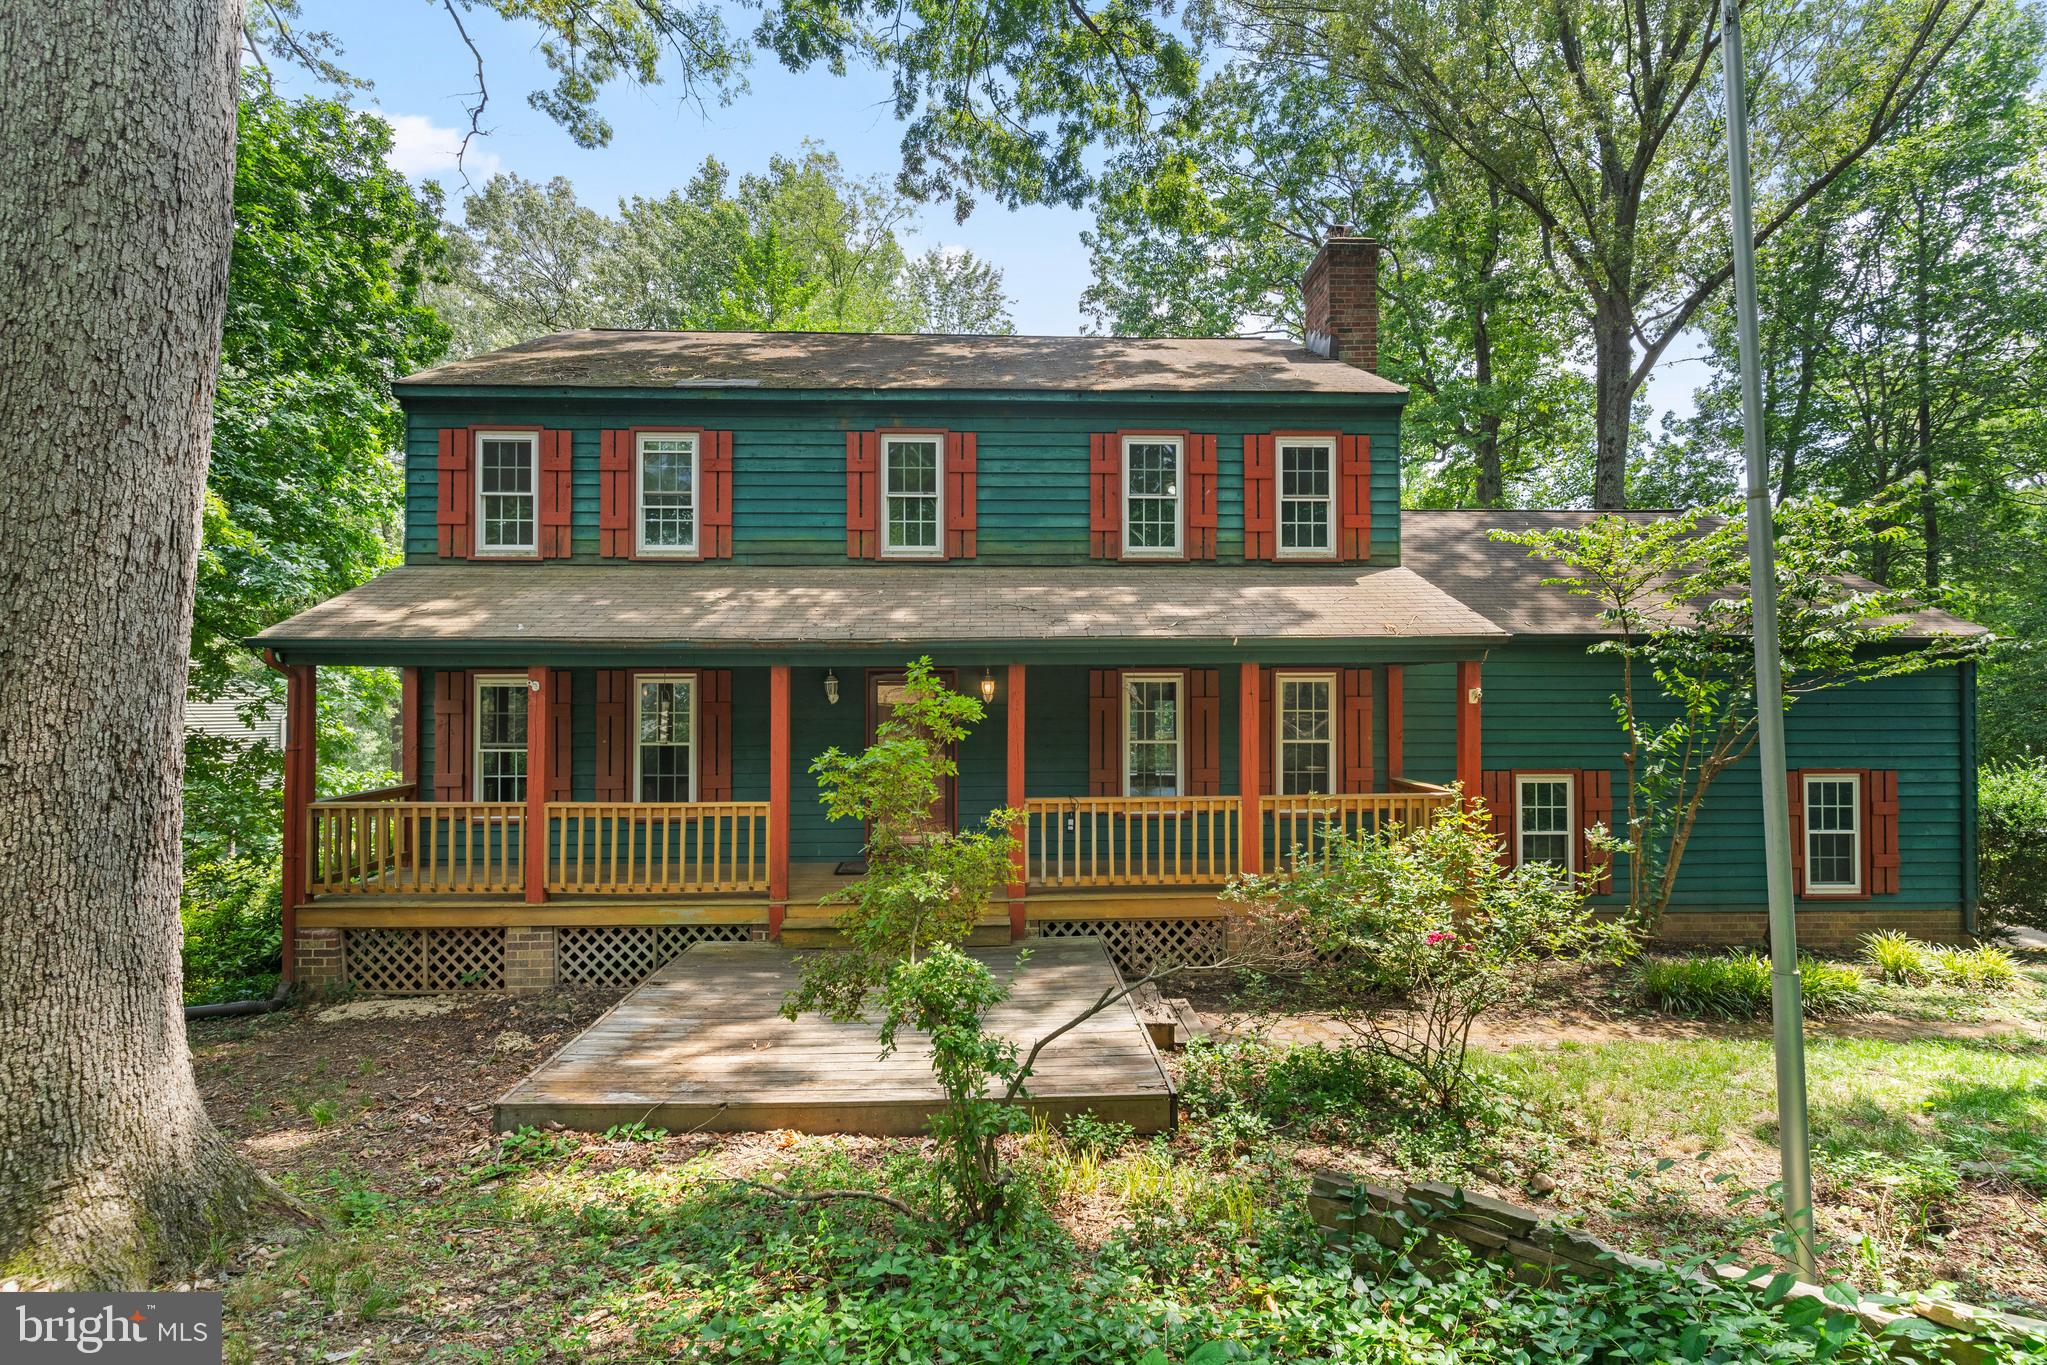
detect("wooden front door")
[868,670,957,839]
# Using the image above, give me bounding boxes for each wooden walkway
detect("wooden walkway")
[493,938,1175,1136]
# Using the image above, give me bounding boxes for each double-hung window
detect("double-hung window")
[1515,774,1575,870]
[636,433,698,557]
[882,434,943,558]
[635,674,696,802]
[1277,439,1335,558]
[1276,673,1336,795]
[1123,673,1183,797]
[1122,436,1183,557]
[475,432,538,556]
[473,676,529,802]
[1802,773,1862,894]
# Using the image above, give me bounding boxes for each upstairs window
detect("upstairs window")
[1516,774,1575,869]
[473,676,529,802]
[1122,436,1183,557]
[1278,439,1335,558]
[636,434,698,557]
[1802,773,1862,894]
[883,434,943,558]
[476,432,538,555]
[1276,673,1336,795]
[635,674,697,802]
[1123,673,1183,796]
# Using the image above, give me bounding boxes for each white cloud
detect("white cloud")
[382,114,503,181]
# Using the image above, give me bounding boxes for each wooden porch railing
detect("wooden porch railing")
[1263,782,1458,865]
[1024,795,1241,889]
[308,791,526,895]
[547,801,771,895]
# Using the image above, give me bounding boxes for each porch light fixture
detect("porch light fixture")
[980,669,997,704]
[824,670,841,706]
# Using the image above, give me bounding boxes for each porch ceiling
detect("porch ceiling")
[251,563,1506,664]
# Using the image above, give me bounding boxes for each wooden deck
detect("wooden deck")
[493,938,1175,1136]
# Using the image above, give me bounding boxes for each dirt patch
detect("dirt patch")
[314,997,465,1024]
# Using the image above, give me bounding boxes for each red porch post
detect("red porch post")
[768,664,792,937]
[1384,665,1405,782]
[280,661,316,980]
[524,666,551,904]
[1455,659,1483,806]
[1238,662,1263,875]
[1006,663,1027,939]
[399,667,421,786]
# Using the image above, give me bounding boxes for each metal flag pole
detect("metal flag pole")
[1720,0,1819,1281]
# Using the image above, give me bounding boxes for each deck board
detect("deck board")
[493,938,1175,1135]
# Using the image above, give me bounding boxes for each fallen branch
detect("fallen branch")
[722,1176,936,1227]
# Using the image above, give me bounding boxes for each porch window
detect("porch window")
[1122,436,1182,557]
[1276,673,1336,795]
[1277,440,1335,558]
[476,432,538,555]
[473,676,529,802]
[882,434,943,557]
[1802,772,1862,894]
[635,674,697,802]
[1123,673,1183,796]
[636,433,697,556]
[1516,774,1574,869]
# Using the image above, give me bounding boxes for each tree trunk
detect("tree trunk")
[1912,186,1940,591]
[0,0,276,1288]
[1592,302,1632,509]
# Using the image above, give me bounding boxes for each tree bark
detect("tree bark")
[0,0,277,1288]
[1592,302,1632,509]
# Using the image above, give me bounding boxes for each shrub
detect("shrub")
[1930,943,2022,991]
[1861,929,1931,985]
[1981,759,2047,930]
[1633,952,1868,1017]
[180,855,282,1004]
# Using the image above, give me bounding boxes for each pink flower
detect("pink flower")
[1425,931,1453,945]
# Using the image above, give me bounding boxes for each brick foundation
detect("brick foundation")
[503,926,559,991]
[1655,907,1969,950]
[294,926,344,990]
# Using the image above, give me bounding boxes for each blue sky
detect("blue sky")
[272,2,1702,416]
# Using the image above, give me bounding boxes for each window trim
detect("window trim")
[1121,670,1186,797]
[1514,772,1577,871]
[473,429,540,559]
[631,671,700,804]
[1273,434,1339,561]
[1273,669,1338,796]
[472,673,531,803]
[1120,433,1185,560]
[1800,770,1864,897]
[879,431,947,560]
[633,431,701,559]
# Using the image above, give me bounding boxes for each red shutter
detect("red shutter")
[1187,435,1218,561]
[594,670,631,801]
[437,428,473,559]
[1481,770,1515,868]
[1187,670,1221,795]
[1340,669,1374,793]
[1787,770,1807,895]
[1088,669,1121,795]
[945,431,978,559]
[599,430,632,558]
[546,669,574,800]
[702,430,734,559]
[846,431,879,558]
[1338,434,1372,562]
[432,670,472,799]
[697,670,733,801]
[1867,768,1900,895]
[1243,434,1276,562]
[537,429,574,558]
[1259,667,1276,797]
[1089,434,1120,560]
[1578,768,1614,894]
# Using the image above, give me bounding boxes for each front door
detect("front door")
[868,671,957,841]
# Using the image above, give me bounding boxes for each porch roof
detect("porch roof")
[250,564,1506,663]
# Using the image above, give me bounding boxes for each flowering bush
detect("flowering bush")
[1227,798,1630,1110]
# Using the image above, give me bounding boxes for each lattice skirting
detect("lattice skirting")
[342,927,506,993]
[1030,917,1229,977]
[557,924,756,989]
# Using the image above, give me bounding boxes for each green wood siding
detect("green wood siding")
[404,395,1404,568]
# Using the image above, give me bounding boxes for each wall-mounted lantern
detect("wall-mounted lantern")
[824,670,841,706]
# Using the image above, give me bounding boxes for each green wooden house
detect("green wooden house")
[254,230,1985,995]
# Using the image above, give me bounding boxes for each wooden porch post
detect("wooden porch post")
[1455,659,1483,806]
[280,661,316,979]
[524,666,551,903]
[1006,662,1027,938]
[1239,662,1262,875]
[1384,665,1404,782]
[399,667,421,786]
[768,665,792,936]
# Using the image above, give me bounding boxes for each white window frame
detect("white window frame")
[472,673,531,803]
[880,432,946,560]
[1801,771,1864,896]
[632,671,699,804]
[1121,671,1186,798]
[473,430,539,558]
[1515,773,1576,871]
[1120,434,1184,559]
[1275,437,1337,561]
[1274,671,1338,796]
[634,432,700,558]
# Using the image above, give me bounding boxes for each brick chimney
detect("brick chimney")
[1302,226,1380,371]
